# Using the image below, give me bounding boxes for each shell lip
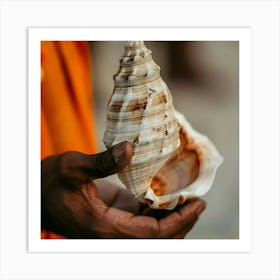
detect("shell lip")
[141,110,224,210]
[143,153,223,209]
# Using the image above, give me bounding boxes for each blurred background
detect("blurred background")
[90,41,239,239]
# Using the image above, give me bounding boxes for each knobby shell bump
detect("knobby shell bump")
[103,41,223,210]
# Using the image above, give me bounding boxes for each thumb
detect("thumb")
[86,141,133,179]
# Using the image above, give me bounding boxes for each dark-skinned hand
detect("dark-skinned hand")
[41,141,206,239]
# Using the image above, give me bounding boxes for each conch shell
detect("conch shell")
[103,41,223,210]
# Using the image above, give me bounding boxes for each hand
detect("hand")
[41,141,206,239]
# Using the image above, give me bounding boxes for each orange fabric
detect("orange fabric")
[41,41,98,159]
[41,229,66,239]
[41,41,98,238]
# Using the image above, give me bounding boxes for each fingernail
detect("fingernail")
[196,202,206,216]
[112,142,125,163]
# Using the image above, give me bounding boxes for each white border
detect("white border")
[28,27,252,253]
[1,1,279,279]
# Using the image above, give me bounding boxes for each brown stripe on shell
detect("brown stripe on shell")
[125,97,148,112]
[109,100,124,113]
[151,91,168,107]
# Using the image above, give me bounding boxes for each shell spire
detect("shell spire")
[114,41,161,87]
[103,41,223,210]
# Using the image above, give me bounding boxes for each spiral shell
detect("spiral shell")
[103,41,223,210]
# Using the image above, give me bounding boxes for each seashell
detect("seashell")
[103,41,223,210]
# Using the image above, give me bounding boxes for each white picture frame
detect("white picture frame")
[1,1,279,279]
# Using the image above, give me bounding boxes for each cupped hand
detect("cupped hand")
[41,141,206,239]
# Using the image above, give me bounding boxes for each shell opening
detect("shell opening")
[150,128,200,199]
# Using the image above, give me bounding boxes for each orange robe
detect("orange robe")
[41,41,98,238]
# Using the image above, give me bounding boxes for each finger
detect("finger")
[87,141,133,179]
[173,232,187,239]
[103,207,161,238]
[103,200,206,238]
[59,141,133,184]
[158,199,206,238]
[140,207,170,220]
[173,220,197,239]
[79,182,109,217]
[151,200,202,237]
